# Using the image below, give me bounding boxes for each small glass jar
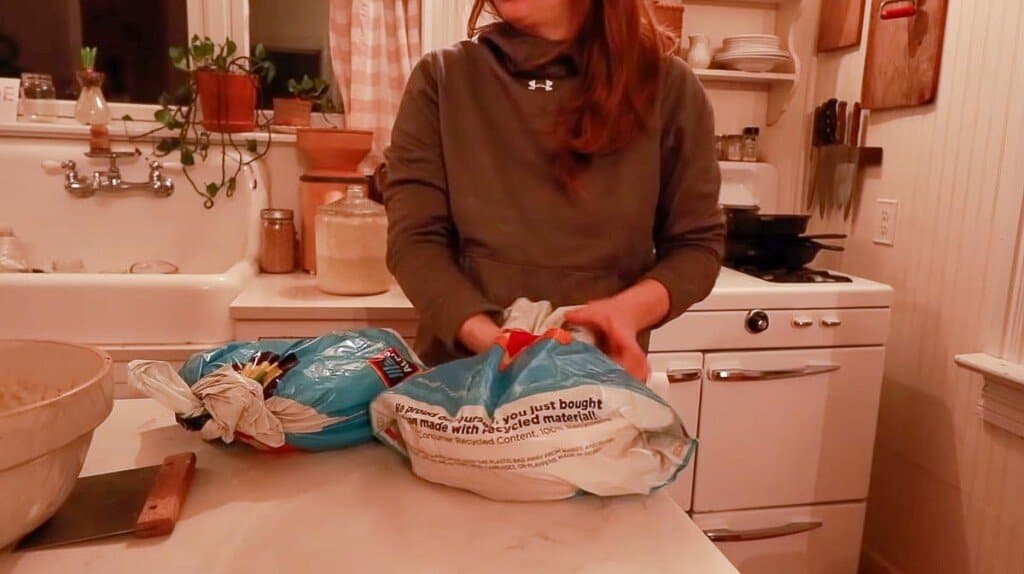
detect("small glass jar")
[19,73,58,123]
[725,135,744,162]
[315,185,390,295]
[742,126,760,162]
[715,135,726,161]
[260,208,297,274]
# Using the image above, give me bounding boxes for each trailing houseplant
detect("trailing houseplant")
[273,74,336,127]
[138,35,276,208]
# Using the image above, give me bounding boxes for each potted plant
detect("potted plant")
[138,36,276,208]
[172,36,275,133]
[274,74,333,127]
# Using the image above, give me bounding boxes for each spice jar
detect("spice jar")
[315,185,390,295]
[20,73,58,122]
[725,135,744,162]
[742,126,760,162]
[260,208,296,274]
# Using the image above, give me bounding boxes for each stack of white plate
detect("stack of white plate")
[713,34,794,73]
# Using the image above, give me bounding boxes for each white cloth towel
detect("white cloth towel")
[501,298,597,346]
[128,360,346,449]
[501,299,665,400]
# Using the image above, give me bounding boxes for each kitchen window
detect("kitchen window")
[0,0,431,121]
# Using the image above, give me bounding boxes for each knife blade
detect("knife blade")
[15,453,196,551]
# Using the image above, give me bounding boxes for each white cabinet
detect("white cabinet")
[648,353,704,511]
[692,502,866,574]
[694,347,885,511]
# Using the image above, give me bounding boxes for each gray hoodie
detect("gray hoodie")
[384,23,724,365]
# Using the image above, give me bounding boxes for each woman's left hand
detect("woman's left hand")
[563,279,671,382]
[564,299,651,381]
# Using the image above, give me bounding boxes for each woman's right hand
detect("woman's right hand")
[458,313,502,354]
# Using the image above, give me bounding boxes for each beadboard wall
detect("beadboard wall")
[798,0,1024,572]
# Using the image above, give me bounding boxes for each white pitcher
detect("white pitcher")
[687,34,712,69]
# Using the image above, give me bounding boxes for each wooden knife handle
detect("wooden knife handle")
[850,102,863,146]
[134,452,197,538]
[836,101,848,146]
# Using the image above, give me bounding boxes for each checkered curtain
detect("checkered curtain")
[330,0,422,169]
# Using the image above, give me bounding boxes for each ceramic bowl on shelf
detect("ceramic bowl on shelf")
[713,55,793,73]
[722,34,782,50]
[713,43,794,73]
[0,340,113,548]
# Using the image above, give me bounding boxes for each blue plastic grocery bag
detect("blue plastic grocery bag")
[132,329,422,452]
[371,329,694,501]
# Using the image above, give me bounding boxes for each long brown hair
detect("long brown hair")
[468,1,674,190]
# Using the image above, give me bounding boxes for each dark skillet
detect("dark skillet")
[725,236,845,270]
[725,208,813,237]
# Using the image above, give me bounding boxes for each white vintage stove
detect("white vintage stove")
[647,163,893,573]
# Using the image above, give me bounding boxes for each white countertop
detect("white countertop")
[230,268,893,322]
[2,400,738,574]
[231,274,418,321]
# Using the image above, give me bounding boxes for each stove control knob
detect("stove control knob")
[745,310,770,334]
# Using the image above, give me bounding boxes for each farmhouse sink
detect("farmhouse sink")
[0,135,268,345]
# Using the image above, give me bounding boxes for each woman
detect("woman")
[384,0,723,379]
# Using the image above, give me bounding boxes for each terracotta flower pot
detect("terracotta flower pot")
[296,128,374,173]
[194,70,257,133]
[273,98,313,127]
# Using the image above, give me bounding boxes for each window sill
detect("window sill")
[0,119,300,144]
[0,114,354,144]
[955,353,1024,438]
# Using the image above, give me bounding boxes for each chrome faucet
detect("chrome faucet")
[55,151,174,198]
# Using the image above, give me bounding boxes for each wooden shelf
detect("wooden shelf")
[695,68,797,86]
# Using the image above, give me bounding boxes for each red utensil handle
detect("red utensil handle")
[880,0,917,20]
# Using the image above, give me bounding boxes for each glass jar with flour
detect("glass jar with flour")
[314,185,390,295]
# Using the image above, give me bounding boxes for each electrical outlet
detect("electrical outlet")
[874,199,898,246]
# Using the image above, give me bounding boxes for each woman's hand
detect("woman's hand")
[563,280,671,381]
[564,300,649,380]
[458,313,502,355]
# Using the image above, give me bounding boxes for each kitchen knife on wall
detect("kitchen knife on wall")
[15,453,197,551]
[807,103,826,210]
[849,102,863,147]
[815,99,841,218]
[833,100,853,215]
[843,103,864,220]
[836,101,848,147]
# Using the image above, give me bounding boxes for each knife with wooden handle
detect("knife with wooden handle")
[844,103,865,220]
[818,99,840,217]
[849,102,862,146]
[836,101,848,146]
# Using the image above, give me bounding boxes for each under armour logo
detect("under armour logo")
[528,79,554,91]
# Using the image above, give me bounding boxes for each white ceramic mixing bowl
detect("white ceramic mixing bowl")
[0,340,113,548]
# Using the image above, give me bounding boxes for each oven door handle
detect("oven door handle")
[704,521,823,542]
[709,364,840,382]
[666,368,703,383]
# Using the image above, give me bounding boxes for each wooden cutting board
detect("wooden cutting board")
[817,0,867,52]
[862,0,949,110]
